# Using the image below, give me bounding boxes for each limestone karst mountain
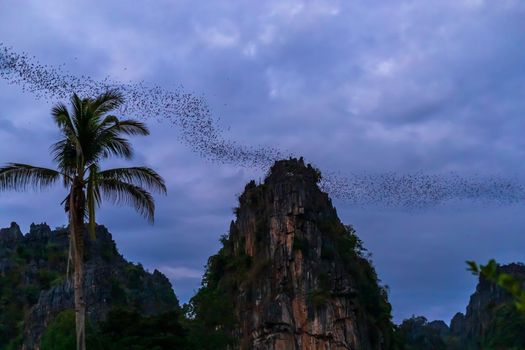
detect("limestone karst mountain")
[187,158,396,349]
[0,158,398,350]
[4,158,522,349]
[0,222,180,349]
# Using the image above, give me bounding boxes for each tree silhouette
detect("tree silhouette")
[0,90,166,350]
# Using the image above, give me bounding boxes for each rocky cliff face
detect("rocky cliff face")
[449,263,525,348]
[399,263,525,350]
[0,222,178,350]
[190,158,395,350]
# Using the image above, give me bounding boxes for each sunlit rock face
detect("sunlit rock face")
[225,158,395,349]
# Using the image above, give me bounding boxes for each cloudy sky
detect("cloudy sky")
[1,0,525,323]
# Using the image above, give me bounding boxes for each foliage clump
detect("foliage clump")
[396,316,448,350]
[183,234,243,349]
[41,308,189,350]
[315,215,395,347]
[480,303,525,349]
[0,231,68,349]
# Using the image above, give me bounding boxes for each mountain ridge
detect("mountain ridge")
[2,158,523,349]
[0,221,179,349]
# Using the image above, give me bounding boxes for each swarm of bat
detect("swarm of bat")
[1,43,523,208]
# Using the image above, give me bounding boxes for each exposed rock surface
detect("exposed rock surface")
[0,222,23,246]
[399,263,525,350]
[0,222,23,275]
[0,222,178,350]
[448,312,465,338]
[448,263,525,348]
[197,158,395,349]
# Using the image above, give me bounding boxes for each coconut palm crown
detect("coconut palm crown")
[0,90,166,350]
[0,90,166,233]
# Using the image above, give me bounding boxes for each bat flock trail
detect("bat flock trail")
[1,43,523,208]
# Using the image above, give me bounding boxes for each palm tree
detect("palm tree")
[0,90,166,350]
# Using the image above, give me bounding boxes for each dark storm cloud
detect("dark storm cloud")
[1,0,524,322]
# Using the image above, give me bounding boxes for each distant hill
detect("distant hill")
[0,222,182,349]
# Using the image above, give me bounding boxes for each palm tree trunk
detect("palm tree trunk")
[69,178,86,350]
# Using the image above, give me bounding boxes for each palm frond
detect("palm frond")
[51,102,82,160]
[71,94,84,132]
[89,119,149,162]
[51,102,76,134]
[0,163,62,191]
[106,119,149,136]
[98,167,166,194]
[97,115,119,130]
[98,178,155,223]
[53,91,148,167]
[50,139,77,180]
[98,135,133,159]
[90,89,124,116]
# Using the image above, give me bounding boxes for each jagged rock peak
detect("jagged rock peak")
[202,158,395,350]
[450,262,525,344]
[264,157,322,185]
[0,221,23,244]
[449,312,466,336]
[26,222,52,240]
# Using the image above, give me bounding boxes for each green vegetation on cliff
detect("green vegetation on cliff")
[397,262,525,350]
[183,234,243,349]
[4,160,524,349]
[0,223,179,349]
[41,309,188,350]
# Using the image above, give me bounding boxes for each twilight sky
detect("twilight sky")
[1,0,525,323]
